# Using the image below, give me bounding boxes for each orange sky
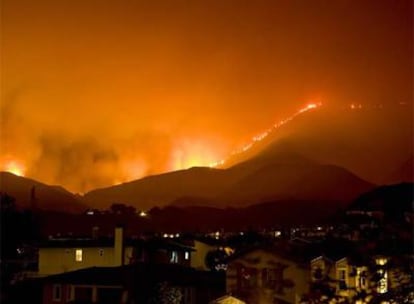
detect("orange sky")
[1,0,412,192]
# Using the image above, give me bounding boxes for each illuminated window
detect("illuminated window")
[376,257,388,266]
[185,251,190,260]
[170,251,178,263]
[360,276,367,288]
[52,284,62,302]
[377,269,388,294]
[356,268,366,289]
[75,249,83,262]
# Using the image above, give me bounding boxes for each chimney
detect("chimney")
[114,225,124,266]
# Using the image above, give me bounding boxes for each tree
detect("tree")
[0,192,16,212]
[205,249,228,271]
[109,203,136,215]
[149,282,183,304]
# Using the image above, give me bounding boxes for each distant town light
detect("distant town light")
[375,257,388,266]
[139,210,147,217]
[163,233,168,238]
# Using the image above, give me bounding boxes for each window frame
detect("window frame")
[66,285,73,302]
[52,284,62,302]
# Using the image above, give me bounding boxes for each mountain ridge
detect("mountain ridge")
[0,171,86,213]
[82,146,375,210]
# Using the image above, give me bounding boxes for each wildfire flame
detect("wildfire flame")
[2,159,26,177]
[209,102,322,167]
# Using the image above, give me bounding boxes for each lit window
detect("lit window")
[75,249,83,262]
[377,269,388,294]
[52,284,62,302]
[185,251,190,260]
[170,251,178,263]
[360,276,366,288]
[376,257,388,266]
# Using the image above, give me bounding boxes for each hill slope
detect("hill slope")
[83,147,374,210]
[222,105,413,185]
[0,172,86,213]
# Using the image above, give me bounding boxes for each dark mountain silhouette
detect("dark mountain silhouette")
[0,172,86,213]
[83,167,236,210]
[222,105,413,185]
[348,182,413,220]
[83,145,374,210]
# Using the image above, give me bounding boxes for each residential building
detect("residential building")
[226,244,311,304]
[38,227,194,276]
[40,263,225,304]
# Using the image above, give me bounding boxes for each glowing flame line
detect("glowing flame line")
[209,102,322,167]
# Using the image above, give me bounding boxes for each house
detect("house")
[310,255,369,299]
[40,263,225,304]
[226,243,312,304]
[191,239,220,270]
[38,226,194,276]
[41,266,128,304]
[38,227,131,276]
[307,252,414,303]
[185,237,233,271]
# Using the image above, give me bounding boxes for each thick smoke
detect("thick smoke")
[1,0,412,192]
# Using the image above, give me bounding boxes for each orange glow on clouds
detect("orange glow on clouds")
[1,0,411,193]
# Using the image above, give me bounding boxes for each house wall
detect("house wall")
[310,257,369,300]
[38,247,134,276]
[227,249,310,304]
[43,283,126,304]
[191,240,216,271]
